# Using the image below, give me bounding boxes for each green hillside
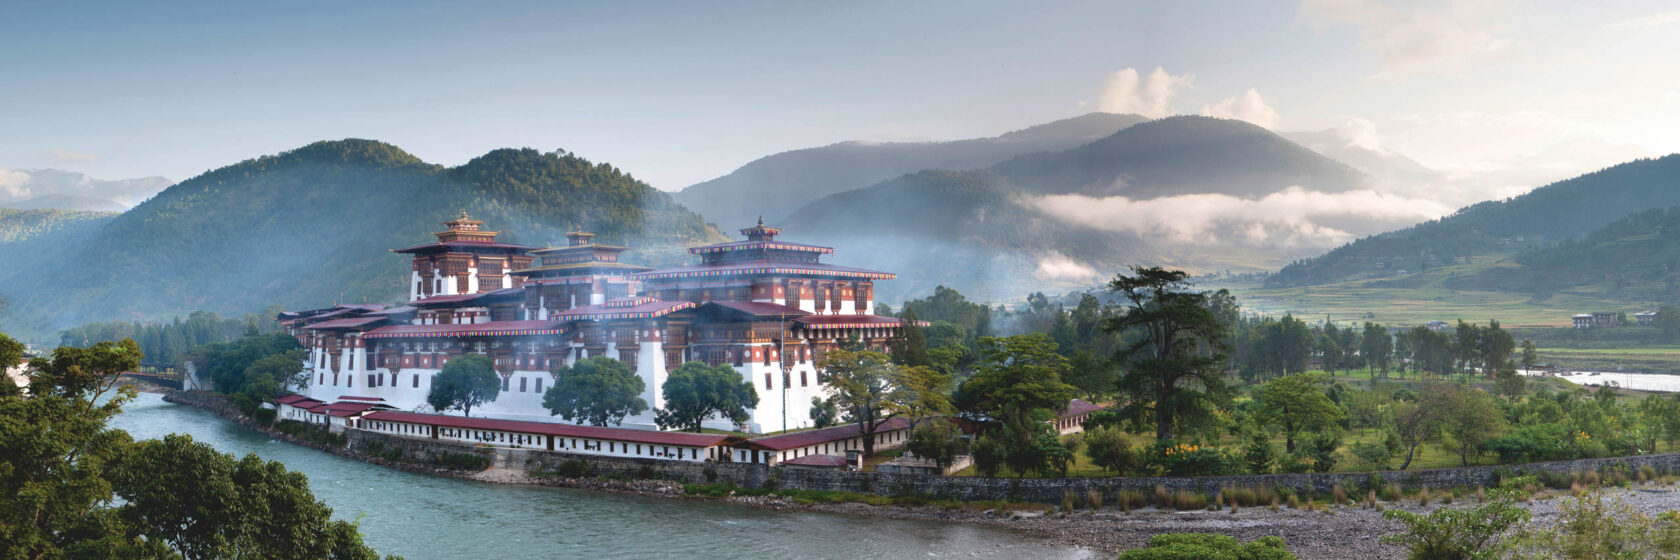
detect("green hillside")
[1449,205,1680,301]
[1266,155,1680,288]
[0,140,722,343]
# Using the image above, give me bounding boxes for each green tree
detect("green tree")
[1440,386,1507,466]
[1479,320,1515,379]
[655,362,759,432]
[235,350,306,415]
[1361,322,1392,377]
[427,354,500,417]
[1392,397,1442,470]
[1520,339,1538,371]
[1381,482,1530,560]
[971,435,1005,477]
[808,396,839,429]
[1083,425,1136,475]
[0,332,23,373]
[1252,373,1344,453]
[821,349,951,456]
[543,356,648,427]
[0,334,395,559]
[891,308,930,367]
[1105,267,1232,443]
[905,418,964,469]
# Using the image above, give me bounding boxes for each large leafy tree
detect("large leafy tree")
[655,362,759,432]
[957,334,1075,476]
[1439,385,1507,466]
[0,334,395,559]
[1252,373,1345,453]
[1105,266,1233,443]
[821,349,952,456]
[542,356,648,426]
[427,354,500,417]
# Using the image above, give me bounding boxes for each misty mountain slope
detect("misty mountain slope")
[0,208,116,268]
[0,140,722,343]
[992,116,1367,198]
[674,112,1148,228]
[1266,154,1680,288]
[780,169,1149,302]
[1282,129,1439,184]
[5,193,129,212]
[776,116,1375,302]
[1442,205,1680,301]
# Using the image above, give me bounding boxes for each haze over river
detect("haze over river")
[113,393,1091,560]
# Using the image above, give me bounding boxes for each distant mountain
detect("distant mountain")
[0,168,172,209]
[781,116,1369,301]
[5,193,127,212]
[0,140,722,343]
[1266,155,1680,288]
[673,112,1149,228]
[992,116,1366,198]
[1282,129,1440,185]
[1444,205,1680,301]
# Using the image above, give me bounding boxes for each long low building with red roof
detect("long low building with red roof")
[731,417,913,466]
[281,212,921,433]
[356,410,744,462]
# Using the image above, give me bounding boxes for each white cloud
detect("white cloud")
[1604,9,1680,30]
[0,168,31,199]
[1030,187,1454,249]
[1337,118,1386,153]
[1299,0,1512,78]
[1097,67,1193,118]
[1200,88,1281,129]
[37,148,100,165]
[1034,251,1100,282]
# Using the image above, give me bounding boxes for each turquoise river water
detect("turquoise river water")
[112,393,1093,559]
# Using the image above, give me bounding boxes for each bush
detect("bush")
[1381,482,1532,560]
[250,407,277,426]
[1117,533,1297,560]
[1143,441,1238,477]
[434,451,491,471]
[552,458,589,477]
[1084,426,1137,475]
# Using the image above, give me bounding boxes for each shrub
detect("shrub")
[1117,533,1297,560]
[1061,491,1076,513]
[251,407,277,426]
[1087,489,1103,510]
[555,459,591,478]
[1084,426,1137,475]
[434,451,491,471]
[1144,441,1239,477]
[1381,481,1532,560]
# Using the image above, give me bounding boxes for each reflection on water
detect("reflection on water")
[111,393,1093,560]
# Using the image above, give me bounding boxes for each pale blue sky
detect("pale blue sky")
[4,0,1678,195]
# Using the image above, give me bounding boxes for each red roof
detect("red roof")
[793,315,915,330]
[689,240,834,255]
[275,394,324,407]
[703,301,811,317]
[319,401,387,417]
[553,299,695,321]
[411,288,524,308]
[1061,399,1103,418]
[305,317,388,331]
[781,454,851,468]
[358,411,745,447]
[741,417,912,451]
[336,396,387,402]
[634,260,894,281]
[364,320,568,339]
[392,240,539,254]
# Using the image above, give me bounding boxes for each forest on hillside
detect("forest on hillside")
[0,140,723,344]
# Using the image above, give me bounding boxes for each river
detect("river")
[112,393,1092,560]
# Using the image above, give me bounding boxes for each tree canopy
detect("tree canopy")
[1106,266,1232,443]
[542,356,647,427]
[427,354,500,417]
[655,362,758,432]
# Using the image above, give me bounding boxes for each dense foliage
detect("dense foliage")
[59,307,285,368]
[185,332,305,413]
[654,362,759,432]
[1116,533,1297,560]
[427,354,501,417]
[0,334,395,559]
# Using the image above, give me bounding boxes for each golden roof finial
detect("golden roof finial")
[757,215,765,227]
[460,209,469,220]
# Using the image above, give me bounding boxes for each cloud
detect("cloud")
[1337,118,1386,153]
[1298,0,1512,78]
[1604,9,1680,30]
[1029,187,1454,249]
[0,168,31,199]
[1200,88,1281,129]
[1034,251,1100,282]
[37,148,100,165]
[1097,67,1193,118]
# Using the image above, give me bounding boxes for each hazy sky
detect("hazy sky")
[4,0,1678,195]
